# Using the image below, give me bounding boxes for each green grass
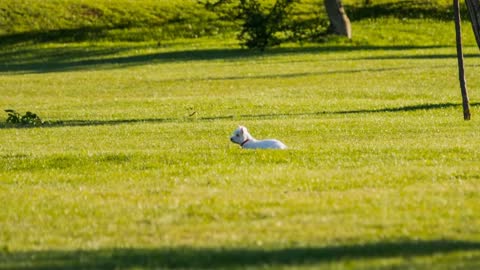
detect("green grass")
[0,0,228,43]
[0,0,471,44]
[1,1,480,269]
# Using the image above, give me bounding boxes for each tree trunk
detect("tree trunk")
[454,0,471,120]
[466,0,480,49]
[324,0,351,38]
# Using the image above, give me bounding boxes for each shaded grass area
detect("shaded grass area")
[0,24,228,46]
[1,240,480,269]
[1,42,478,74]
[0,26,130,46]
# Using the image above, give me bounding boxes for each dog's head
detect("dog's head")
[230,126,250,145]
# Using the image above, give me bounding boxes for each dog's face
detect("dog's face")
[230,126,248,145]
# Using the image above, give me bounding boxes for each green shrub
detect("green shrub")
[201,0,329,50]
[4,109,44,126]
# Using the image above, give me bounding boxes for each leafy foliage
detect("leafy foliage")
[200,0,328,50]
[5,109,44,126]
[239,0,294,49]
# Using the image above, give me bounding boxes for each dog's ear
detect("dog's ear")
[240,126,246,135]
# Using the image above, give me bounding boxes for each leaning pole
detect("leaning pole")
[454,0,471,120]
[465,0,480,50]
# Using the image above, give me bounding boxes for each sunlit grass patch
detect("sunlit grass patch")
[1,8,480,269]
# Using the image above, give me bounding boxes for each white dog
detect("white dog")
[230,126,287,149]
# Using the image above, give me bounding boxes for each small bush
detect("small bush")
[201,0,297,50]
[5,109,44,126]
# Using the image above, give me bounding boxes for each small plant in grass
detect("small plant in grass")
[4,109,44,126]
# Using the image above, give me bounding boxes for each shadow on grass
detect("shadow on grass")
[0,41,449,74]
[1,102,477,129]
[175,63,480,82]
[0,27,122,47]
[1,240,480,269]
[182,66,413,82]
[353,53,480,61]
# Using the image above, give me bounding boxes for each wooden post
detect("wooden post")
[454,0,471,120]
[465,0,480,49]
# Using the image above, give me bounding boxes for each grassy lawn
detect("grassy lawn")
[1,1,480,269]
